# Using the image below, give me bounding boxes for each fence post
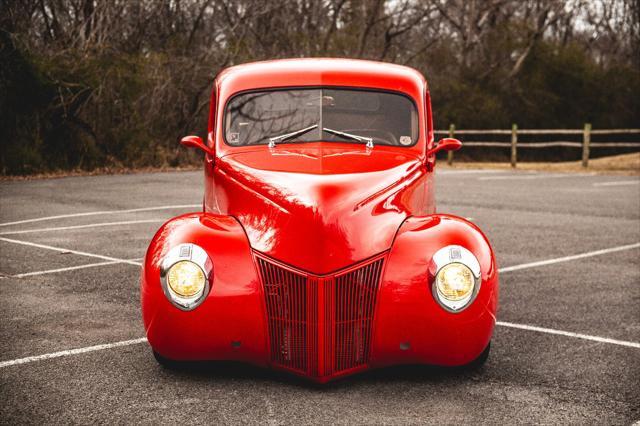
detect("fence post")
[447,124,455,165]
[582,123,591,168]
[511,124,518,168]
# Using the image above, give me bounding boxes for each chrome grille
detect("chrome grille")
[256,254,385,378]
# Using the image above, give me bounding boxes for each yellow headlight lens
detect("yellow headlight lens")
[167,261,205,298]
[435,263,475,301]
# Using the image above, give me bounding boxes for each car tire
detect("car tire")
[462,342,491,370]
[152,350,184,370]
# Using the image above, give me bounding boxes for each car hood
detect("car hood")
[212,145,429,274]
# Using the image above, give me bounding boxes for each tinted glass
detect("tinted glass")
[225,88,418,147]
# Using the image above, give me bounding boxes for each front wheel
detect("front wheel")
[153,350,185,370]
[462,342,491,370]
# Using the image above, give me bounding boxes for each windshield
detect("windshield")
[224,88,419,147]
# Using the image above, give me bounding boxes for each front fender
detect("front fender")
[141,213,268,364]
[371,214,499,367]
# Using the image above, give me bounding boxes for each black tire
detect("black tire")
[462,342,491,370]
[152,350,184,370]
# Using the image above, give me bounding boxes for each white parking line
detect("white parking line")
[496,321,640,349]
[0,338,148,369]
[437,169,507,175]
[0,204,200,227]
[9,258,143,278]
[0,237,142,266]
[2,321,638,370]
[1,241,639,370]
[498,242,640,273]
[0,219,165,236]
[477,173,590,181]
[593,180,640,187]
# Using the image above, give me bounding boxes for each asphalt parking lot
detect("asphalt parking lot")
[1,168,638,424]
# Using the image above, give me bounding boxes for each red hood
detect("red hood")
[211,144,430,274]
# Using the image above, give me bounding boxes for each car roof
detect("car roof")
[215,58,427,96]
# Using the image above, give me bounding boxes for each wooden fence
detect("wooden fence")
[434,125,640,167]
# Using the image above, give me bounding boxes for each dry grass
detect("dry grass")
[440,152,640,175]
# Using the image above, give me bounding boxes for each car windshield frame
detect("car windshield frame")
[221,86,420,148]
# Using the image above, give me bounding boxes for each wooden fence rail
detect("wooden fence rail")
[435,125,640,167]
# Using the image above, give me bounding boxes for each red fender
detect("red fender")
[370,214,499,367]
[141,213,269,365]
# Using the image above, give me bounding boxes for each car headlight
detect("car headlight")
[167,261,205,297]
[160,243,212,310]
[431,245,480,312]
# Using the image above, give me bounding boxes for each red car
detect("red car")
[141,58,498,383]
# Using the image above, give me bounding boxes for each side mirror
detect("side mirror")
[427,138,462,156]
[180,135,214,156]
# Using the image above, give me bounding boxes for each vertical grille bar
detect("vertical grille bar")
[324,276,335,377]
[307,277,318,377]
[257,254,385,378]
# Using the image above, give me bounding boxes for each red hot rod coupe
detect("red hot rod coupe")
[141,58,498,383]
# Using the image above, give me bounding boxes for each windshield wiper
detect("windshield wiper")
[268,124,318,148]
[322,128,374,148]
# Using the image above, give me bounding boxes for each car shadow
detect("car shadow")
[157,359,485,390]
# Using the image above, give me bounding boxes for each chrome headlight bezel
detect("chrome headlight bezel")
[160,243,212,311]
[430,245,481,313]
